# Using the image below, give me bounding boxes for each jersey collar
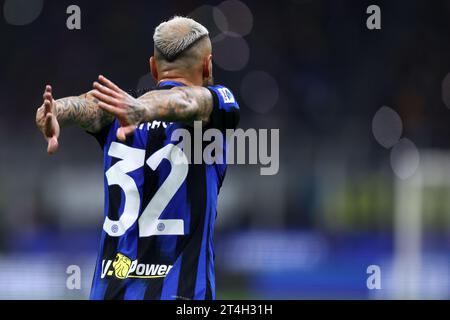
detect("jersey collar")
[157,80,186,88]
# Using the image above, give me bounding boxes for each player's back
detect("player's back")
[89,80,239,300]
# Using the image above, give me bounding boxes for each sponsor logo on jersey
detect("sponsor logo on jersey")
[101,252,173,279]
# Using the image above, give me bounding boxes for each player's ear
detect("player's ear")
[203,54,212,79]
[150,56,158,81]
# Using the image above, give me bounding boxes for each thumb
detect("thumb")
[116,125,136,142]
[47,136,59,155]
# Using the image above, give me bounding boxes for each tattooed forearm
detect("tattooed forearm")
[136,87,213,125]
[55,93,114,132]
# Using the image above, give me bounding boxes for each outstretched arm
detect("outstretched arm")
[92,75,213,141]
[35,85,114,154]
[54,92,114,130]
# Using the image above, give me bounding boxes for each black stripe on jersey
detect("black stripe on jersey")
[103,173,124,299]
[143,277,164,300]
[175,162,207,300]
[140,126,167,300]
[85,122,112,148]
[103,272,126,299]
[205,218,212,300]
[102,236,124,299]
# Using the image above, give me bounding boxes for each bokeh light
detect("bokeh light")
[214,0,253,36]
[240,70,279,113]
[390,138,420,179]
[188,4,227,40]
[213,33,250,71]
[372,106,403,149]
[3,0,44,26]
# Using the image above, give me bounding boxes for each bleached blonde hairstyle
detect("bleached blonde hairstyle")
[153,16,209,62]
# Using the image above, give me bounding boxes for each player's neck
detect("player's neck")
[158,77,202,87]
[158,78,192,86]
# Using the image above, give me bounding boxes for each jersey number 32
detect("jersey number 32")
[103,142,188,237]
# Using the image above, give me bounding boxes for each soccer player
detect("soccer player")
[35,16,239,300]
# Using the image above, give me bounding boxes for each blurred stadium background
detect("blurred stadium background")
[1,0,450,299]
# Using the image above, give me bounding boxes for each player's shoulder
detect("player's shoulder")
[129,87,153,98]
[206,84,240,110]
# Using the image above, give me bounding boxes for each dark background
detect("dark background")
[1,0,450,299]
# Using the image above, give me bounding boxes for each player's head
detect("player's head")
[150,16,213,86]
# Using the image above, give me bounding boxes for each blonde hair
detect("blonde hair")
[153,16,209,62]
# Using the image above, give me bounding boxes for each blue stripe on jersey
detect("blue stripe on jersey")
[208,236,216,300]
[193,165,219,299]
[160,254,183,300]
[207,165,218,298]
[206,167,218,299]
[90,231,108,300]
[123,279,147,300]
[193,191,211,299]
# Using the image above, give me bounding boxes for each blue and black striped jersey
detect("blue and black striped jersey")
[89,81,240,300]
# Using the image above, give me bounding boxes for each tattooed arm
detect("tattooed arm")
[36,85,114,154]
[133,86,212,123]
[91,75,213,141]
[53,92,114,130]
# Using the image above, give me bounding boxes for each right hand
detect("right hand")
[92,75,143,142]
[36,85,60,154]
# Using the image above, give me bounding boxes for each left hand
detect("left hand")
[35,85,60,154]
[92,75,145,142]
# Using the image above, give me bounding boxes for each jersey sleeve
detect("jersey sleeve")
[86,121,116,148]
[206,85,240,131]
